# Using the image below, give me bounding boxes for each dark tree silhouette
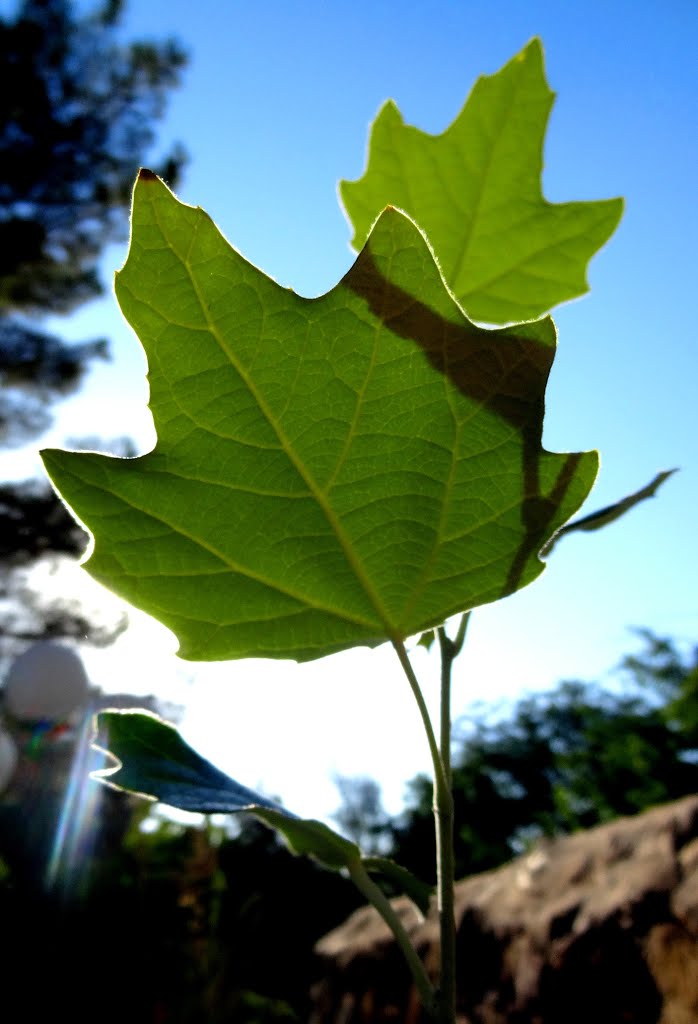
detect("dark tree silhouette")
[0,0,186,655]
[0,478,85,565]
[0,0,186,445]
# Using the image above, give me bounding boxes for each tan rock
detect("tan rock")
[311,796,698,1023]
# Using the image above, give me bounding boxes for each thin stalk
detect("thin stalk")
[348,859,436,1017]
[392,637,447,797]
[392,634,454,1023]
[437,611,471,786]
[435,611,471,1024]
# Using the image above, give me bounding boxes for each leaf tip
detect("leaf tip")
[138,167,160,183]
[381,97,403,122]
[524,36,545,58]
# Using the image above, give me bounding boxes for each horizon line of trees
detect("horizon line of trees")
[332,628,698,883]
[2,627,695,1023]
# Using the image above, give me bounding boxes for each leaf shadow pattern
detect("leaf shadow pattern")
[345,239,589,596]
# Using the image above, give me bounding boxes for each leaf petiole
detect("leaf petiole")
[348,858,436,1017]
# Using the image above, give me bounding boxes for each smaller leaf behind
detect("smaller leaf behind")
[341,38,623,324]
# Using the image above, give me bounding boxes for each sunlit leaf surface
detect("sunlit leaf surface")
[42,173,597,661]
[341,39,623,323]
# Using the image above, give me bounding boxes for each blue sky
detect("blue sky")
[5,1,697,819]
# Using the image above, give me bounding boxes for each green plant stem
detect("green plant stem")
[435,612,471,1024]
[348,859,436,1017]
[393,635,453,1022]
[392,638,447,796]
[437,612,471,787]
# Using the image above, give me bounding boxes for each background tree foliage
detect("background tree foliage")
[331,774,391,854]
[1,630,693,1023]
[0,0,186,445]
[388,631,698,883]
[0,0,186,661]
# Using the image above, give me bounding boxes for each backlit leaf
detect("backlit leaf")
[42,173,597,662]
[341,39,623,324]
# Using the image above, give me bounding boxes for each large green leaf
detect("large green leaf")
[340,39,623,324]
[42,172,597,662]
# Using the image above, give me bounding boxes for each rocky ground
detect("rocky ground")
[310,795,698,1023]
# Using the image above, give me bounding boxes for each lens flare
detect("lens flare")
[45,710,105,892]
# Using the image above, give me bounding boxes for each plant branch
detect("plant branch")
[437,611,471,786]
[392,637,447,796]
[433,611,471,1024]
[393,622,470,1024]
[348,859,436,1017]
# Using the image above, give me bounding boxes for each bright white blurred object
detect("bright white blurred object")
[0,729,18,791]
[3,642,90,722]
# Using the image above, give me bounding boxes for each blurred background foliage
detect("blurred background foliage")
[0,0,185,668]
[386,630,698,887]
[0,0,186,447]
[0,629,696,1022]
[0,3,695,1022]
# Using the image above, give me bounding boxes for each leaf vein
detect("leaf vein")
[146,196,397,639]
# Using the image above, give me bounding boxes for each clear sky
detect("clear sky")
[4,1,696,821]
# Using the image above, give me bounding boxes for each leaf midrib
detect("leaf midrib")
[445,61,529,293]
[152,196,400,642]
